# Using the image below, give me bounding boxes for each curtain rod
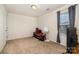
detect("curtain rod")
[57,4,77,12]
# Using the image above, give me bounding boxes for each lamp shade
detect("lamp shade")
[44,27,49,33]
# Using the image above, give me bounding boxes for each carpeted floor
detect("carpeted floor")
[2,37,66,54]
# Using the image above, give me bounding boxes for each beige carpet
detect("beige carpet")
[2,37,66,54]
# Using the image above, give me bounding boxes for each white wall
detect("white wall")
[75,5,79,43]
[38,12,57,42]
[8,13,37,40]
[37,5,71,46]
[0,5,7,52]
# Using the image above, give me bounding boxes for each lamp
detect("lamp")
[44,27,49,33]
[44,27,49,42]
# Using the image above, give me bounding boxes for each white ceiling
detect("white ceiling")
[5,4,65,17]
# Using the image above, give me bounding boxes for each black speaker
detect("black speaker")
[67,27,78,53]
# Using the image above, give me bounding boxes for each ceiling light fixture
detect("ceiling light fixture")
[31,5,37,10]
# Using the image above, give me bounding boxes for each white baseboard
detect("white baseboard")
[0,40,7,52]
[50,39,66,47]
[7,36,33,40]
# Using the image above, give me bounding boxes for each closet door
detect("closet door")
[0,5,7,52]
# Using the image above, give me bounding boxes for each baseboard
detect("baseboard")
[7,36,33,41]
[0,40,7,53]
[50,39,66,47]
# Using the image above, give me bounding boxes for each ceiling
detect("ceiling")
[5,4,66,17]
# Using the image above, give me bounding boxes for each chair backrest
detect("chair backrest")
[35,28,43,33]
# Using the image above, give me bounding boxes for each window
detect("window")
[59,11,70,34]
[60,12,69,25]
